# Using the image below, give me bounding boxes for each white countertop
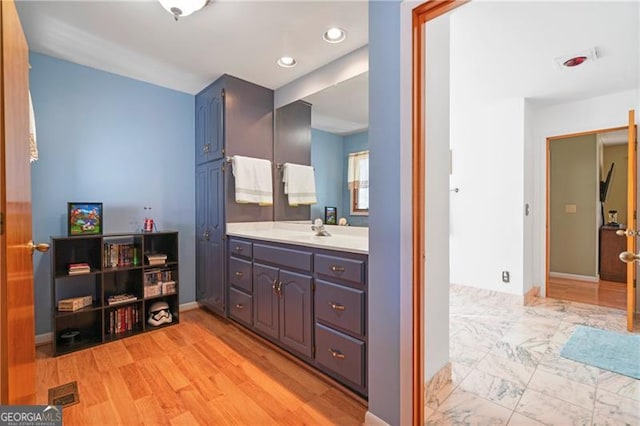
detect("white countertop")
[226,221,368,254]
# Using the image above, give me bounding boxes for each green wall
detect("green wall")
[550,134,597,276]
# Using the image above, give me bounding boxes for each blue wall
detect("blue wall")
[311,129,369,226]
[29,53,195,335]
[369,0,403,423]
[311,129,344,221]
[343,131,369,227]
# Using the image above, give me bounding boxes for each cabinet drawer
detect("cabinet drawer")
[229,288,252,327]
[315,323,365,388]
[254,244,312,272]
[229,239,252,258]
[229,256,252,292]
[315,280,364,336]
[315,254,365,285]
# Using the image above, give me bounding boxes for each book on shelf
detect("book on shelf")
[107,305,140,335]
[107,294,137,305]
[58,295,93,312]
[104,243,139,268]
[68,262,91,275]
[145,253,167,266]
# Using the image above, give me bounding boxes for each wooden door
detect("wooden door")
[278,270,312,358]
[0,0,36,404]
[626,110,637,331]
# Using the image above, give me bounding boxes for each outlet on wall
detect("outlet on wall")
[502,271,510,283]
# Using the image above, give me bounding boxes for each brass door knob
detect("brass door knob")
[616,229,638,237]
[619,251,640,263]
[27,241,50,254]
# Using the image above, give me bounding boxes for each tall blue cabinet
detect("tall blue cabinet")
[194,75,274,315]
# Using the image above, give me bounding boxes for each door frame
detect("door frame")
[545,125,633,297]
[411,1,468,424]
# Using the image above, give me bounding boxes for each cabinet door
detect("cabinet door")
[253,263,279,339]
[279,270,313,358]
[208,91,224,160]
[195,164,208,301]
[195,161,225,313]
[195,85,224,164]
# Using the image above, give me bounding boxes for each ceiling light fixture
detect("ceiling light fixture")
[554,47,598,69]
[323,27,346,43]
[159,0,208,21]
[277,56,297,68]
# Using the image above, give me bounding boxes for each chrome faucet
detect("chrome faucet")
[311,218,331,236]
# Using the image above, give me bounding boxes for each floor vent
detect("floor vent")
[48,381,79,408]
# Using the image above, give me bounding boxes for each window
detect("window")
[348,150,369,215]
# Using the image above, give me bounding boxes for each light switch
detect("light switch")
[565,204,577,213]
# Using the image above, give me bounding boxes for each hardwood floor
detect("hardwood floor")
[547,277,626,310]
[36,309,366,425]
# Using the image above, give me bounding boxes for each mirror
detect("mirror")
[273,71,369,227]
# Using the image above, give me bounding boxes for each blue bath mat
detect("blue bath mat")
[560,325,640,379]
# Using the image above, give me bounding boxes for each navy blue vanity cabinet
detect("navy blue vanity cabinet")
[195,160,225,314]
[313,250,368,396]
[252,243,314,359]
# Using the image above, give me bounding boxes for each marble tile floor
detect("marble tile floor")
[426,284,640,425]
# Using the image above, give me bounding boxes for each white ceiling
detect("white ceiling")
[16,0,368,95]
[450,1,639,105]
[15,1,639,137]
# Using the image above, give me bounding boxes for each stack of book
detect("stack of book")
[58,295,93,312]
[145,253,167,266]
[107,294,137,305]
[104,243,138,268]
[107,305,139,335]
[68,263,91,275]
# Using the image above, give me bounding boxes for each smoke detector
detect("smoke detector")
[554,47,598,69]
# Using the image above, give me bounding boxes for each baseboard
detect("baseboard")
[179,301,199,312]
[524,286,540,306]
[549,272,599,283]
[35,332,53,346]
[364,411,390,425]
[35,301,200,346]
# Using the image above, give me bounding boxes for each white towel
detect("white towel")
[283,163,317,206]
[29,91,38,163]
[232,155,273,205]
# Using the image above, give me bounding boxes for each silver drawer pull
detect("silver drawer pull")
[330,265,345,273]
[235,246,244,252]
[328,302,345,312]
[235,303,244,309]
[235,271,244,277]
[328,349,345,360]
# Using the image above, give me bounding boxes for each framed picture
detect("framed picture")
[324,206,337,225]
[68,202,103,236]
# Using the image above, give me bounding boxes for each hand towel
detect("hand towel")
[232,155,273,205]
[283,163,317,206]
[29,91,38,163]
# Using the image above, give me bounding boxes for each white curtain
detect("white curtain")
[347,150,369,190]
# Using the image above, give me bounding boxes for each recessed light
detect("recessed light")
[277,56,297,68]
[563,56,587,67]
[323,27,346,43]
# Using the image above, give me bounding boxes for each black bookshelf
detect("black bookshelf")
[50,231,180,356]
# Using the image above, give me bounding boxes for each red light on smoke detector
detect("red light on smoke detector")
[563,56,588,67]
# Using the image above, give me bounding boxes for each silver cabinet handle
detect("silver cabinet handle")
[235,271,243,277]
[328,302,345,312]
[235,303,244,309]
[235,246,244,252]
[272,279,278,295]
[203,143,210,154]
[328,348,345,360]
[330,265,345,273]
[203,230,210,241]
